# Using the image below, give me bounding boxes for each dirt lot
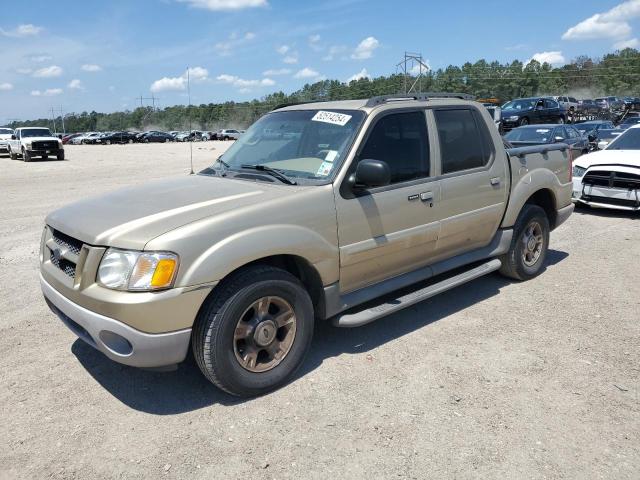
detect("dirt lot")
[0,143,638,479]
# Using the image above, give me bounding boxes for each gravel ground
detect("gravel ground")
[0,143,638,479]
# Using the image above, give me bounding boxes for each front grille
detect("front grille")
[31,140,59,151]
[48,229,83,278]
[52,229,82,255]
[583,170,640,189]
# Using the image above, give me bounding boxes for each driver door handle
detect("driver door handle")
[490,177,501,186]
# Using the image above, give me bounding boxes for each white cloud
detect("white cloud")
[68,79,83,90]
[308,34,323,51]
[1,24,43,37]
[276,45,290,55]
[528,51,566,65]
[263,68,291,76]
[31,88,63,97]
[614,37,640,49]
[0,83,13,91]
[351,36,379,60]
[562,0,640,40]
[347,68,370,83]
[16,68,32,74]
[177,0,268,10]
[283,55,298,64]
[81,64,102,72]
[150,66,209,92]
[309,34,321,43]
[216,74,275,89]
[32,65,63,78]
[215,31,256,56]
[323,45,347,61]
[409,60,430,75]
[29,54,53,63]
[294,67,320,79]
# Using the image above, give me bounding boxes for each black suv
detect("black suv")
[501,97,566,131]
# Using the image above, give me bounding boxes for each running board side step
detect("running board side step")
[332,259,502,328]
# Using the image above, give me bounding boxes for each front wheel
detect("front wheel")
[57,151,65,160]
[499,204,550,281]
[22,148,31,162]
[192,265,314,397]
[519,117,529,126]
[557,116,565,124]
[9,147,17,160]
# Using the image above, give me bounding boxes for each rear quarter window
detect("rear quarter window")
[434,109,492,174]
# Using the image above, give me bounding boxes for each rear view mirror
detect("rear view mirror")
[352,159,391,189]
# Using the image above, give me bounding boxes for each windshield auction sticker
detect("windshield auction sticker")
[311,111,352,126]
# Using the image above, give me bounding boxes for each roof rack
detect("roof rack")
[364,92,475,108]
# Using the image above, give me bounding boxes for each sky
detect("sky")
[1,0,640,123]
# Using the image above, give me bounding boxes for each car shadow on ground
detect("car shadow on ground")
[72,249,569,415]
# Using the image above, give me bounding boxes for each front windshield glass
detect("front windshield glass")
[505,127,553,143]
[606,128,640,150]
[202,109,365,181]
[0,128,13,134]
[502,99,535,110]
[21,128,52,138]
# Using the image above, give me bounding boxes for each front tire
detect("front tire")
[57,151,65,160]
[519,117,529,126]
[9,147,17,160]
[499,204,550,281]
[557,116,565,124]
[192,265,314,397]
[22,148,31,162]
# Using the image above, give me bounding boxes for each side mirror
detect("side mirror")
[11,134,16,140]
[352,159,391,189]
[554,136,565,143]
[597,141,608,150]
[587,134,596,142]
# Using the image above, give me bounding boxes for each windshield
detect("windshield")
[606,128,640,150]
[21,128,52,138]
[502,99,535,110]
[505,127,553,143]
[0,128,13,135]
[202,109,365,181]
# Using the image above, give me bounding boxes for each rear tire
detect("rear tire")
[519,117,529,126]
[499,204,550,281]
[192,265,314,397]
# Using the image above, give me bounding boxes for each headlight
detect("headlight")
[25,141,32,148]
[509,115,520,121]
[573,165,587,178]
[97,248,179,291]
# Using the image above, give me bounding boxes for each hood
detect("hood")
[575,149,640,169]
[22,136,60,142]
[46,175,298,250]
[0,134,12,140]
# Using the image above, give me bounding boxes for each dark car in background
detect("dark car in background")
[622,96,640,110]
[96,131,139,144]
[617,116,640,130]
[595,96,624,111]
[138,131,174,143]
[504,124,588,157]
[574,120,615,136]
[501,97,566,131]
[577,99,600,115]
[594,129,624,149]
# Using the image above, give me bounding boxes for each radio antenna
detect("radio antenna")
[187,67,194,175]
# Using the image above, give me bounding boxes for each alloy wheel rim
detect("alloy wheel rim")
[233,296,297,373]
[522,221,544,267]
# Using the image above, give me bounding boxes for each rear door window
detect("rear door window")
[434,109,491,174]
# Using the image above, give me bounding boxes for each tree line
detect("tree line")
[9,48,640,133]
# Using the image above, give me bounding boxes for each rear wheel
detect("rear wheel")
[105,140,111,145]
[128,139,133,144]
[519,117,529,126]
[192,265,314,397]
[499,204,550,281]
[557,116,565,124]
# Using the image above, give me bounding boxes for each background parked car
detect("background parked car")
[622,96,640,110]
[574,120,615,136]
[593,129,623,149]
[139,131,175,143]
[0,127,14,155]
[595,96,624,111]
[218,129,242,140]
[61,133,82,145]
[617,116,640,130]
[500,97,566,131]
[504,124,588,157]
[552,95,579,112]
[96,131,138,144]
[577,99,600,115]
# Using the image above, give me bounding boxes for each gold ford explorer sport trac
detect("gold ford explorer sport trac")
[40,93,574,397]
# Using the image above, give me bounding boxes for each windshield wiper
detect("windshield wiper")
[240,164,297,185]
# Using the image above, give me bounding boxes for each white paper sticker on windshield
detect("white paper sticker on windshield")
[316,161,333,177]
[312,111,352,126]
[325,150,338,162]
[536,129,550,133]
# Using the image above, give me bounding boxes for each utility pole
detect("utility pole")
[60,106,66,134]
[396,51,430,94]
[50,107,57,134]
[187,67,194,175]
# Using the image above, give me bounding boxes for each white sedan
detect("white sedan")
[572,124,640,211]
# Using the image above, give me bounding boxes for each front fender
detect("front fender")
[179,224,339,287]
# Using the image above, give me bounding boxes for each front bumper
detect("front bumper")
[572,177,640,211]
[0,143,8,153]
[41,274,192,367]
[27,148,62,155]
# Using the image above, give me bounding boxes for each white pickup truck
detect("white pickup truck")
[7,127,65,162]
[0,127,14,155]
